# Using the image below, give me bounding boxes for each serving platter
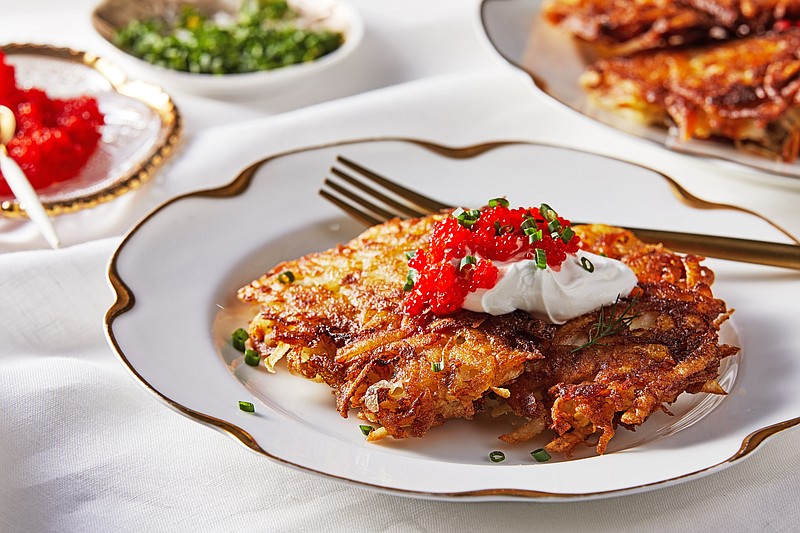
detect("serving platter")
[0,43,181,218]
[479,0,800,179]
[105,138,800,500]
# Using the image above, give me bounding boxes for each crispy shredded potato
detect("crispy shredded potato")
[238,215,737,456]
[580,28,800,161]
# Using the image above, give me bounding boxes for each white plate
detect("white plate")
[91,0,364,97]
[479,0,800,180]
[105,139,800,500]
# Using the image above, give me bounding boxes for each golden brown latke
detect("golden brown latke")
[580,28,800,161]
[238,215,737,456]
[542,0,800,55]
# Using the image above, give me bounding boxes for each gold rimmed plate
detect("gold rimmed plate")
[0,43,181,218]
[106,138,800,500]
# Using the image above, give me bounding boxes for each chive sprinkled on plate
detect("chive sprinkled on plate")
[489,451,506,463]
[244,349,260,367]
[359,425,373,436]
[239,401,255,413]
[531,448,551,462]
[231,328,249,352]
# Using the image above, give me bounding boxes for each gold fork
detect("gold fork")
[319,155,800,270]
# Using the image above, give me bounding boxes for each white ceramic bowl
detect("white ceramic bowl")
[91,0,364,97]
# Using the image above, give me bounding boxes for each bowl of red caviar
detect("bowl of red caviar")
[0,43,181,218]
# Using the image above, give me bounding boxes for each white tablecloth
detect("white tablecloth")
[2,1,800,531]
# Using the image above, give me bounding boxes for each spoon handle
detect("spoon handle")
[0,147,60,249]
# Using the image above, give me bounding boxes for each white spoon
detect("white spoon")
[0,105,60,249]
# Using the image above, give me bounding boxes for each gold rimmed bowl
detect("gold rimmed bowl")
[0,43,182,218]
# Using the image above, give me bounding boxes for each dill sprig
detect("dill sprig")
[572,293,641,352]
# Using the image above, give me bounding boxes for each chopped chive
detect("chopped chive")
[405,250,416,260]
[548,219,562,234]
[534,248,547,269]
[359,424,373,436]
[488,197,509,208]
[277,271,295,284]
[244,349,260,366]
[520,218,538,231]
[431,360,444,372]
[561,226,575,244]
[238,401,255,413]
[527,229,542,243]
[459,255,477,272]
[403,269,418,291]
[453,208,480,228]
[494,222,513,235]
[489,450,506,463]
[539,203,558,222]
[579,256,595,273]
[231,328,249,352]
[531,448,551,462]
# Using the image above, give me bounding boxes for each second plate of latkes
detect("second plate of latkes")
[480,0,800,180]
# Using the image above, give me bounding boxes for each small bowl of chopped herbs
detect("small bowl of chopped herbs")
[91,0,362,96]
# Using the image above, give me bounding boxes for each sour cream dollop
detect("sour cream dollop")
[462,250,637,324]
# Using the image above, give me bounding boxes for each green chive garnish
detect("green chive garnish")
[531,448,551,462]
[561,226,575,244]
[239,401,255,413]
[548,219,562,234]
[453,207,480,227]
[359,425,373,436]
[527,229,543,243]
[489,451,506,463]
[244,349,260,367]
[539,203,558,222]
[277,271,295,284]
[459,255,477,272]
[403,269,418,291]
[494,220,513,235]
[405,250,416,260]
[579,256,595,273]
[488,197,509,208]
[534,248,547,269]
[431,360,444,372]
[231,328,249,352]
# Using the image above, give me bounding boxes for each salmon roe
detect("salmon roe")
[404,201,581,317]
[0,51,104,196]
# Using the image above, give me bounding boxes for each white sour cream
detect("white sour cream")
[462,250,637,324]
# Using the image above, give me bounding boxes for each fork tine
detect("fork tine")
[322,178,399,221]
[336,156,449,213]
[329,167,428,219]
[319,188,383,226]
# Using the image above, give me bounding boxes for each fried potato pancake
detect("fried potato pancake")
[542,0,800,55]
[238,215,737,456]
[581,28,800,161]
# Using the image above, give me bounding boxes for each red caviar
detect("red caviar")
[0,51,104,196]
[404,201,581,317]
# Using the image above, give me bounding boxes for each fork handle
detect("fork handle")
[621,226,800,270]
